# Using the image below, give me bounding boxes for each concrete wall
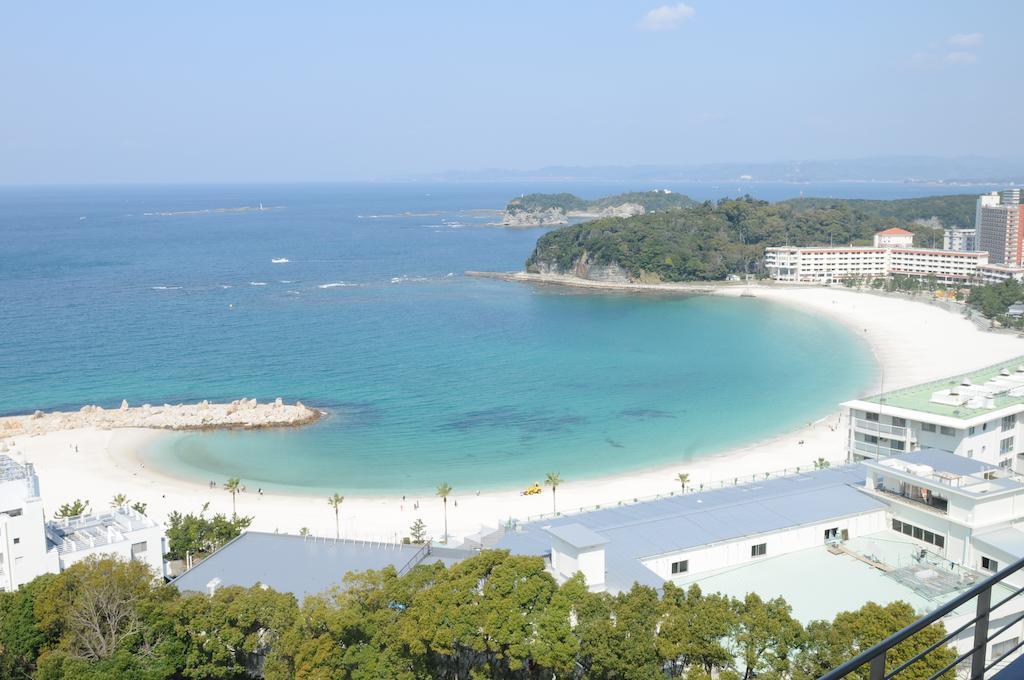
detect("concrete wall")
[642,510,888,580]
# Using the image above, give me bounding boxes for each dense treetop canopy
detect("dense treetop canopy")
[0,550,956,679]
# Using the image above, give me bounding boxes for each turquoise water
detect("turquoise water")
[0,182,897,494]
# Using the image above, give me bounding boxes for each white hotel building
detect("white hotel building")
[0,455,166,591]
[764,228,990,286]
[842,359,1024,473]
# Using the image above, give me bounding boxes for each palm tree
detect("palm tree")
[544,472,563,514]
[327,493,344,539]
[224,477,241,517]
[814,457,831,470]
[110,493,129,509]
[676,472,690,492]
[436,483,452,544]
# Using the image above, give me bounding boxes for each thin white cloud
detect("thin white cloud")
[638,3,696,31]
[944,50,978,64]
[948,32,983,48]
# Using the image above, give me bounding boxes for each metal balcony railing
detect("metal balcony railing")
[852,440,907,457]
[820,555,1024,680]
[853,418,910,438]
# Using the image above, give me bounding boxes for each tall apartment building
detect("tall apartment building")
[976,190,1024,266]
[944,227,977,252]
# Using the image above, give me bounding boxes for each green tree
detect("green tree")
[544,472,563,514]
[793,601,955,679]
[0,573,58,679]
[167,585,298,679]
[814,457,831,470]
[436,483,452,544]
[677,472,690,492]
[53,499,89,519]
[164,510,252,561]
[110,494,128,509]
[658,583,737,676]
[409,518,426,544]
[129,501,147,516]
[224,478,241,518]
[731,592,804,679]
[327,493,344,539]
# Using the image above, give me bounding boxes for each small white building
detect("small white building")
[842,358,1024,471]
[0,455,166,591]
[873,227,916,249]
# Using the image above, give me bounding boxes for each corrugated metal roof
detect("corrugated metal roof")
[172,532,474,600]
[497,464,885,593]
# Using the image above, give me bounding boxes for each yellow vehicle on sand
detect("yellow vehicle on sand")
[522,483,543,496]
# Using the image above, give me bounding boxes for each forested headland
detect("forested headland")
[524,194,974,282]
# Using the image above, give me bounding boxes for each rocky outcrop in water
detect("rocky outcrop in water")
[0,399,321,438]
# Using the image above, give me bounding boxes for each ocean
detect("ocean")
[0,181,990,493]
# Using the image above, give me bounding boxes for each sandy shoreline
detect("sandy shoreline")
[4,283,1023,545]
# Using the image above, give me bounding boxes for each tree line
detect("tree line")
[0,550,955,679]
[968,279,1024,328]
[525,196,953,282]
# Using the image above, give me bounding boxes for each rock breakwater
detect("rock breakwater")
[0,398,322,438]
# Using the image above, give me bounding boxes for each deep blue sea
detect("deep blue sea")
[0,181,993,493]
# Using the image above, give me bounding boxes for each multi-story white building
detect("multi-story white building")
[842,358,1024,472]
[764,241,989,285]
[0,455,166,591]
[944,227,977,252]
[980,263,1024,285]
[977,190,1024,266]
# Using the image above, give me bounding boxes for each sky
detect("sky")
[1,1,1022,184]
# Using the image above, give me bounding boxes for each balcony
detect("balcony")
[853,418,909,438]
[851,440,907,458]
[871,482,949,515]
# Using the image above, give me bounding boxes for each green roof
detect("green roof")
[863,356,1024,419]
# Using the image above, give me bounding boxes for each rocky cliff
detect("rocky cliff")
[500,202,646,227]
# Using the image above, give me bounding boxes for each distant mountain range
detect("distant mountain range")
[412,156,1024,184]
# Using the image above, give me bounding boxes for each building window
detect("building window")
[1003,415,1017,431]
[982,556,999,572]
[751,543,767,558]
[968,449,974,458]
[895,519,944,549]
[130,541,148,560]
[865,412,879,422]
[670,560,689,574]
[939,426,955,436]
[969,426,976,436]
[993,638,1019,660]
[11,538,19,545]
[824,527,839,540]
[1001,437,1015,455]
[893,417,907,428]
[922,423,937,432]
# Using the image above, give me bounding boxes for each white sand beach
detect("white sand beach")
[4,285,1023,545]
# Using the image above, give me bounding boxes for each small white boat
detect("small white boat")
[271,258,290,264]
